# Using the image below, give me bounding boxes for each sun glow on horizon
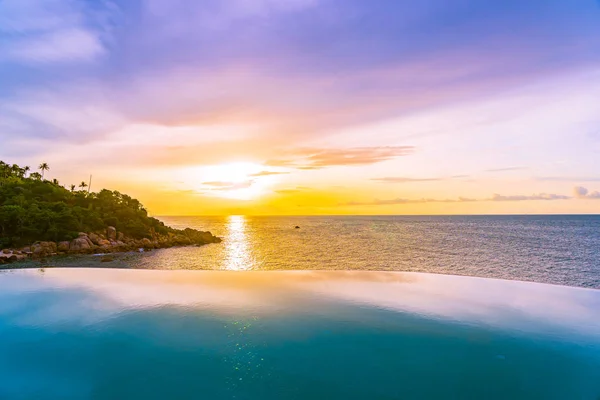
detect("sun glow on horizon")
[178,162,281,200]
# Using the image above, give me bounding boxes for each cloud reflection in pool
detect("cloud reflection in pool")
[0,269,599,399]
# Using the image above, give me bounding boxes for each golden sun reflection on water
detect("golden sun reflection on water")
[224,215,254,271]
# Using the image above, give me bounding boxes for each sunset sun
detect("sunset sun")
[179,162,278,200]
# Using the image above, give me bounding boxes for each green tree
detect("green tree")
[0,158,212,247]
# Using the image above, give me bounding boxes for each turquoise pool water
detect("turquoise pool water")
[0,269,599,399]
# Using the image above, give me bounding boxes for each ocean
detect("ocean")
[33,215,599,289]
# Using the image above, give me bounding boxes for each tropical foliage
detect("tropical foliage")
[0,160,173,247]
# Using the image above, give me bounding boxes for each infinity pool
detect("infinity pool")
[0,269,598,399]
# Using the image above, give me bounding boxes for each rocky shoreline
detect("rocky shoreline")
[0,226,221,265]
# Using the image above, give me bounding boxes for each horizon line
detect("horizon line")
[153,213,600,217]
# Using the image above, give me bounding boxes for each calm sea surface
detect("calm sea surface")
[21,215,600,289]
[154,215,600,288]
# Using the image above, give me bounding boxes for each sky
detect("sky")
[1,0,599,215]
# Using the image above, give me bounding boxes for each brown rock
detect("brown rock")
[69,237,91,252]
[117,232,125,241]
[31,242,57,258]
[88,233,102,245]
[57,241,70,252]
[107,226,117,241]
[6,254,25,262]
[2,249,11,254]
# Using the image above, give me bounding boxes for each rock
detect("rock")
[295,226,300,229]
[117,232,125,241]
[21,246,31,253]
[88,233,102,245]
[69,237,91,252]
[100,255,115,263]
[0,254,22,264]
[107,226,117,241]
[98,239,111,247]
[57,241,70,252]
[141,238,154,248]
[31,242,57,258]
[173,235,191,245]
[2,249,11,254]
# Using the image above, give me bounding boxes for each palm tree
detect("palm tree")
[30,172,42,180]
[52,178,60,185]
[23,166,30,177]
[11,164,21,177]
[70,184,76,192]
[0,161,6,181]
[79,181,88,191]
[38,163,49,179]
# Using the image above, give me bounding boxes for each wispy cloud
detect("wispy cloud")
[202,181,253,191]
[490,193,570,202]
[371,177,442,183]
[485,167,527,172]
[371,175,473,183]
[450,175,471,179]
[537,176,600,182]
[342,192,572,206]
[275,189,302,194]
[573,186,600,199]
[248,170,290,177]
[0,0,114,64]
[266,146,415,170]
[5,28,105,63]
[275,186,311,194]
[343,197,478,206]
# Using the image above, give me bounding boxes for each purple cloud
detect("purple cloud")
[573,186,600,199]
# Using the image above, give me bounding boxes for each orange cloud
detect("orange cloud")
[202,181,253,190]
[266,146,414,169]
[248,170,290,177]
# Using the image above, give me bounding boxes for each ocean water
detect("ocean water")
[28,215,600,289]
[0,269,599,399]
